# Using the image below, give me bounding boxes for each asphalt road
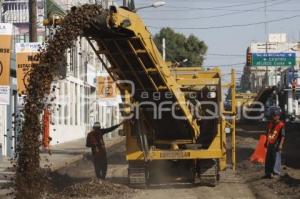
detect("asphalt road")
[52,122,300,199]
[2,122,298,199]
[55,138,256,199]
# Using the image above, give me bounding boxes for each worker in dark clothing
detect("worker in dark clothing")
[264,109,285,179]
[86,121,123,179]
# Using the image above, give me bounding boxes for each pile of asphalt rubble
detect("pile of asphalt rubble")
[47,178,134,199]
[13,4,114,199]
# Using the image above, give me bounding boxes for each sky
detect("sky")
[114,0,300,80]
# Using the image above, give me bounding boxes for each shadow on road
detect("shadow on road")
[236,147,254,163]
[280,173,300,187]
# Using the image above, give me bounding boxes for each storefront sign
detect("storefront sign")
[0,23,13,86]
[96,76,118,98]
[16,42,41,94]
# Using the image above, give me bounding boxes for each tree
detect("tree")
[154,27,207,66]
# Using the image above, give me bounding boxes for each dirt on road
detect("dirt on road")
[4,122,297,199]
[44,142,135,199]
[236,121,300,199]
[44,138,257,199]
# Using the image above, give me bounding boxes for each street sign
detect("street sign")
[252,53,296,67]
[0,86,10,105]
[0,23,13,86]
[96,76,118,98]
[16,42,41,94]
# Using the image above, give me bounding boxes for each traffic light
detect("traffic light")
[292,79,296,93]
[246,53,252,66]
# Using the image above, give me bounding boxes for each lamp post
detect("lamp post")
[135,1,166,12]
[0,0,3,23]
[29,0,37,42]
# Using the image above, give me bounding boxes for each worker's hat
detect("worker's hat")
[271,109,281,116]
[93,122,101,128]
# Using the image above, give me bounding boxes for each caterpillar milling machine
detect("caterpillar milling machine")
[81,4,237,187]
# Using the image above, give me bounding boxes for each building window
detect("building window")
[84,87,91,125]
[70,82,74,125]
[64,81,69,125]
[75,83,78,126]
[69,41,78,78]
[59,81,63,125]
[80,85,83,125]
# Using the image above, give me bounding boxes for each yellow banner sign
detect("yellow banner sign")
[16,43,41,94]
[0,23,13,86]
[96,76,118,98]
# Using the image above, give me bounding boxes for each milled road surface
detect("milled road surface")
[236,122,300,199]
[54,122,300,199]
[2,122,298,198]
[57,140,256,199]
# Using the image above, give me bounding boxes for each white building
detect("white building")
[0,0,122,156]
[49,37,121,145]
[47,0,122,145]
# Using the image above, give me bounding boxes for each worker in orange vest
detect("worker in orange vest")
[86,121,123,179]
[263,109,285,179]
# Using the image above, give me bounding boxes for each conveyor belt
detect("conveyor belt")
[85,6,200,140]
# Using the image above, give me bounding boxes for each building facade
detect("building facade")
[241,33,300,92]
[241,33,300,121]
[0,0,121,157]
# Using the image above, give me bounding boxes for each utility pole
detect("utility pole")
[264,0,268,40]
[0,0,3,23]
[29,0,37,42]
[266,42,269,87]
[265,0,269,87]
[162,38,166,61]
[123,0,128,7]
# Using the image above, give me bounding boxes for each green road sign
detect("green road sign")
[252,53,296,67]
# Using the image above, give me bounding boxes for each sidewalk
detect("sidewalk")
[0,158,13,185]
[40,136,124,171]
[0,135,124,187]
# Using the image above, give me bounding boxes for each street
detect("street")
[27,122,297,199]
[1,1,300,199]
[49,139,255,199]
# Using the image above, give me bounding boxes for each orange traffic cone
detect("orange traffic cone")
[250,135,267,164]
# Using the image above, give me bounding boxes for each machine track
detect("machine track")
[128,162,148,188]
[195,159,219,186]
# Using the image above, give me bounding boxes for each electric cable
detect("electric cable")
[147,14,300,30]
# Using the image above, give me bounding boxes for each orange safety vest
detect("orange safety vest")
[267,121,284,144]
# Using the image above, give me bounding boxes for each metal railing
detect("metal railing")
[2,0,44,24]
[2,0,29,23]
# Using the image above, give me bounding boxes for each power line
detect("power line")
[147,14,300,30]
[143,9,300,21]
[203,62,246,67]
[142,0,291,20]
[141,0,287,12]
[206,53,245,57]
[166,0,273,10]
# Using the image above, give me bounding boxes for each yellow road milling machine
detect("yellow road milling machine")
[82,4,236,187]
